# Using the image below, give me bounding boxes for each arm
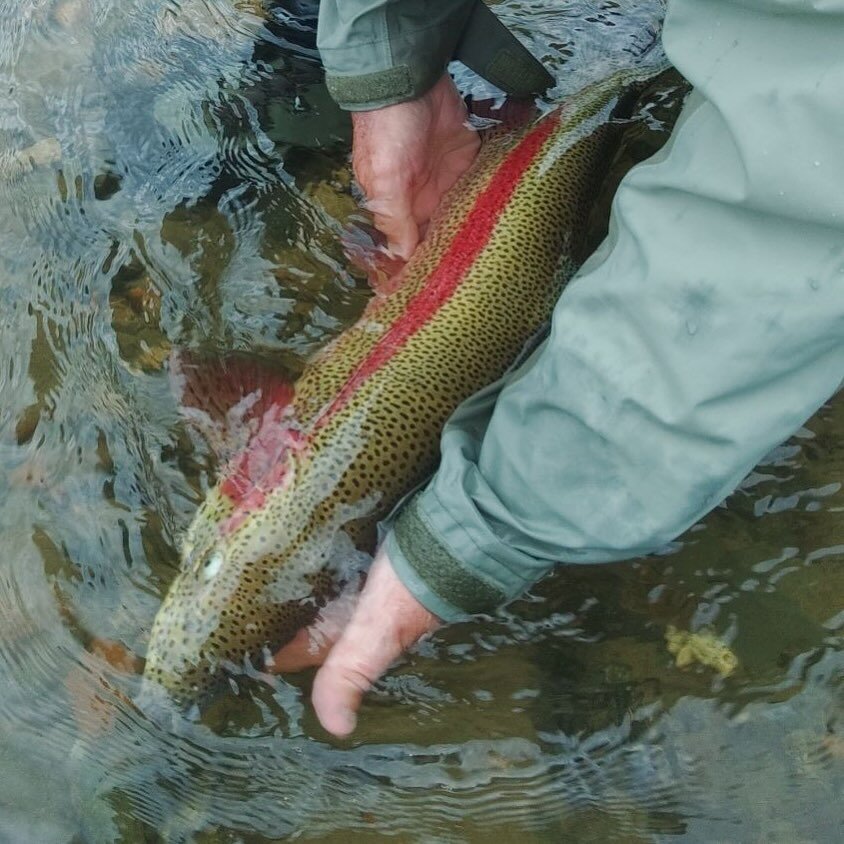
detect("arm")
[317,0,474,111]
[317,0,552,111]
[385,0,844,619]
[317,1,551,258]
[319,0,479,258]
[305,0,844,736]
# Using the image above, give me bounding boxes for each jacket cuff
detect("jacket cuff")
[386,490,537,621]
[317,0,474,111]
[324,66,434,112]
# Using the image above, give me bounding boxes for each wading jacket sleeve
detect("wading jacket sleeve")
[382,0,844,621]
[316,0,474,110]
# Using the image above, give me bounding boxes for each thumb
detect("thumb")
[310,603,404,737]
[311,551,439,736]
[365,192,419,261]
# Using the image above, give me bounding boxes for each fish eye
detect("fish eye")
[200,550,224,582]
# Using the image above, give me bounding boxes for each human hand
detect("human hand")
[351,73,480,259]
[273,545,440,736]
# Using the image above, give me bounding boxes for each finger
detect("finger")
[311,553,439,737]
[270,627,323,673]
[271,583,362,672]
[310,602,404,737]
[351,121,420,258]
[408,143,479,236]
[365,193,419,260]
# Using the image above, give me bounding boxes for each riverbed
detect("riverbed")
[0,1,841,841]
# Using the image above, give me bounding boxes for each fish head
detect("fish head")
[142,472,375,708]
[142,483,327,705]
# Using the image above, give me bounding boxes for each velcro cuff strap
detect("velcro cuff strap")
[325,66,416,110]
[392,492,506,616]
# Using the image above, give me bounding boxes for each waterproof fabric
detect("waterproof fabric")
[317,0,475,109]
[380,0,844,621]
[451,0,554,97]
[316,0,551,109]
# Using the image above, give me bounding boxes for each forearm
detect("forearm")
[385,0,844,620]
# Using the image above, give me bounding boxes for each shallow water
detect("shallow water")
[0,1,841,841]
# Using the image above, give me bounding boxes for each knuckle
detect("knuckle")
[336,662,376,695]
[323,643,383,691]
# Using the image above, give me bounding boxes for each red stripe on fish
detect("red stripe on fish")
[317,112,561,426]
[219,402,302,533]
[217,112,560,525]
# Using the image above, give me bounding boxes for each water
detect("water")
[0,1,841,841]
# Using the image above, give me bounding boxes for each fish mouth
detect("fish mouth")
[136,652,269,727]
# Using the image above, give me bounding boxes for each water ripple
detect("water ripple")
[0,1,841,842]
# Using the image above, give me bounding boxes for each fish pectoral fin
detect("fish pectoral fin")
[169,348,297,464]
[302,569,340,607]
[341,221,408,296]
[468,96,537,130]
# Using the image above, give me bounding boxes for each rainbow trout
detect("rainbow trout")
[143,69,659,704]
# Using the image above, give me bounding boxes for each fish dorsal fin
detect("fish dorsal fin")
[169,350,296,465]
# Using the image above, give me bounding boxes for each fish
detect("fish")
[142,67,666,706]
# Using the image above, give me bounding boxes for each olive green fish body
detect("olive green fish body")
[144,71,654,702]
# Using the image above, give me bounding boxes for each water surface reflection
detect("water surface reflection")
[0,1,840,841]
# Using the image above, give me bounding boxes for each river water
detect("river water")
[0,1,841,841]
